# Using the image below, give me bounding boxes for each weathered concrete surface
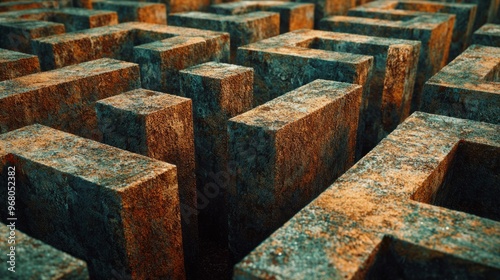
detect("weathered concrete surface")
[0,48,40,81]
[0,8,119,32]
[0,223,89,279]
[421,44,500,124]
[0,1,70,12]
[0,58,141,140]
[210,1,314,33]
[234,112,500,279]
[180,62,253,244]
[320,12,455,111]
[424,0,499,30]
[236,29,373,108]
[348,0,476,62]
[228,79,362,260]
[92,1,167,24]
[32,22,230,92]
[0,17,65,53]
[169,11,279,61]
[294,0,356,27]
[95,89,198,276]
[0,124,185,279]
[473,23,500,47]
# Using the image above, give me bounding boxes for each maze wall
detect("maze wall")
[0,0,498,279]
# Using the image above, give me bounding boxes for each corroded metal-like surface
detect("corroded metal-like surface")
[0,124,185,279]
[0,58,141,140]
[421,44,500,124]
[0,48,40,81]
[320,9,455,111]
[234,112,500,279]
[473,23,500,47]
[228,79,362,261]
[0,223,89,280]
[92,1,167,24]
[180,62,254,245]
[95,89,198,276]
[424,0,499,30]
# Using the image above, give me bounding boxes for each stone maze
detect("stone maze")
[0,0,497,279]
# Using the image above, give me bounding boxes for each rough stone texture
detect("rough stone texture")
[294,0,356,27]
[421,44,500,124]
[92,1,167,24]
[349,0,477,62]
[31,22,230,92]
[0,48,40,81]
[234,112,500,279]
[0,223,89,280]
[179,62,253,244]
[0,124,185,279]
[228,79,362,260]
[95,89,198,276]
[320,11,455,111]
[0,8,118,32]
[473,23,500,47]
[0,1,69,12]
[0,17,65,53]
[236,29,373,108]
[423,0,499,30]
[209,1,314,33]
[169,11,280,61]
[0,58,141,140]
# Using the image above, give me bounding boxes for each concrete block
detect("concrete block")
[228,79,362,260]
[294,0,357,27]
[0,1,66,12]
[235,112,500,279]
[0,58,141,140]
[0,223,89,279]
[179,62,253,244]
[95,89,198,274]
[169,11,279,61]
[423,0,499,30]
[209,1,315,33]
[0,48,40,81]
[92,1,167,24]
[421,45,500,124]
[0,18,65,53]
[0,124,185,279]
[473,23,500,47]
[320,11,455,111]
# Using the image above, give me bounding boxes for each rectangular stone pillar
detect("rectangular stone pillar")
[92,1,167,24]
[0,48,40,81]
[473,23,500,47]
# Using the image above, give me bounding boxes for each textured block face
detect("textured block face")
[423,0,499,30]
[421,45,500,124]
[92,1,167,24]
[180,62,253,243]
[209,1,315,33]
[0,48,40,81]
[0,223,89,279]
[0,18,65,53]
[0,125,185,279]
[473,24,500,47]
[0,8,119,32]
[228,80,362,260]
[236,29,374,107]
[96,89,198,272]
[295,0,356,27]
[320,12,455,111]
[0,58,141,140]
[347,0,476,62]
[169,11,280,61]
[234,112,500,279]
[0,1,66,12]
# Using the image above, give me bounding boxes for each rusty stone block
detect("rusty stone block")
[0,223,89,279]
[31,22,230,92]
[179,62,253,244]
[293,0,356,27]
[320,12,455,111]
[169,11,279,61]
[92,1,167,24]
[0,58,141,140]
[228,79,362,260]
[0,8,119,32]
[209,1,314,33]
[0,48,40,81]
[95,89,198,275]
[424,0,499,30]
[0,17,65,53]
[234,112,500,279]
[0,124,185,279]
[347,0,477,62]
[473,23,500,47]
[421,45,500,124]
[0,1,67,12]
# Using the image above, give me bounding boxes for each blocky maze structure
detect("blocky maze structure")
[0,0,498,279]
